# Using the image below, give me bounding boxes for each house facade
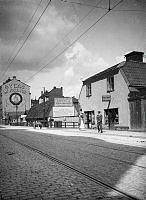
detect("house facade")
[79,51,146,131]
[0,76,31,125]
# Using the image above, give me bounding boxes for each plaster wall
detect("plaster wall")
[2,79,30,117]
[79,71,130,127]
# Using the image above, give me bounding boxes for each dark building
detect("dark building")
[26,86,80,128]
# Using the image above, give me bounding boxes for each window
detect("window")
[104,108,119,125]
[107,76,114,92]
[86,84,91,97]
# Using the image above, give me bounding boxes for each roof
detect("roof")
[26,97,80,120]
[39,87,63,99]
[121,61,146,87]
[2,77,30,88]
[26,100,54,120]
[83,61,146,88]
[83,62,125,85]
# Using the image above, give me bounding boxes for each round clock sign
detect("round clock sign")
[9,93,23,105]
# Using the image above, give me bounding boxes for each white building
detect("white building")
[0,76,31,124]
[79,51,146,131]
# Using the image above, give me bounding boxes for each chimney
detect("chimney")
[125,51,144,62]
[13,76,16,79]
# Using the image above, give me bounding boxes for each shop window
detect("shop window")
[86,84,92,97]
[104,108,119,125]
[107,76,114,92]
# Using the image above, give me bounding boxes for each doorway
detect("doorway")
[84,111,95,129]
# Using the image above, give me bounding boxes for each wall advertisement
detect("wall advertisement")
[54,97,72,107]
[53,107,74,117]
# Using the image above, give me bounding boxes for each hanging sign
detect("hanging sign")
[102,95,111,102]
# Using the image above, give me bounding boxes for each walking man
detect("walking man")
[96,111,103,133]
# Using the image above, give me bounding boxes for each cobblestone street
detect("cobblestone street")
[0,134,126,200]
[0,126,145,200]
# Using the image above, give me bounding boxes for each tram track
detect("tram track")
[54,138,146,169]
[0,133,140,200]
[61,137,145,155]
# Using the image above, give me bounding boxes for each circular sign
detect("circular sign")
[9,93,23,105]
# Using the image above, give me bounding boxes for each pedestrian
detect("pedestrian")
[33,121,36,129]
[79,109,85,130]
[96,111,103,133]
[38,122,42,129]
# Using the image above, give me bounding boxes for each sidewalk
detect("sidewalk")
[61,128,146,139]
[1,125,146,148]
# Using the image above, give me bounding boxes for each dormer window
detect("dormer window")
[107,76,114,92]
[86,84,92,97]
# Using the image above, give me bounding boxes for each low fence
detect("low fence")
[52,116,79,128]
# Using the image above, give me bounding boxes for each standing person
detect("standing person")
[79,109,85,130]
[38,121,42,129]
[96,111,103,133]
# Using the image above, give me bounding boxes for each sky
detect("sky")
[0,0,145,99]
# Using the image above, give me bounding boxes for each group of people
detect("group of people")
[79,110,103,133]
[33,121,43,129]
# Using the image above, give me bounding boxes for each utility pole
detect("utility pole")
[43,87,46,127]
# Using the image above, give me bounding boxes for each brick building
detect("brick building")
[0,76,31,125]
[79,51,146,131]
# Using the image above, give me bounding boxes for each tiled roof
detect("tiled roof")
[26,100,54,120]
[83,60,146,88]
[83,62,125,85]
[121,61,146,87]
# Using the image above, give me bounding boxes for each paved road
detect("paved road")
[0,126,145,200]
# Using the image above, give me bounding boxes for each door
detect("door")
[129,100,142,129]
[84,111,95,129]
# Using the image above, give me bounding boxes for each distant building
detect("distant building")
[31,98,39,107]
[79,51,146,131]
[26,87,80,128]
[0,76,31,125]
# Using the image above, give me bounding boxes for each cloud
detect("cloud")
[62,42,108,97]
[0,1,74,80]
[28,42,108,99]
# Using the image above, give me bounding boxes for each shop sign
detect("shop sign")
[54,98,72,107]
[53,107,74,117]
[102,95,111,102]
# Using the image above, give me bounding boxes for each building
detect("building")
[0,76,31,125]
[79,51,146,131]
[26,87,80,128]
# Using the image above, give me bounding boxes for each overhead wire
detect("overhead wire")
[26,0,124,83]
[0,0,52,83]
[20,0,103,76]
[8,0,44,63]
[61,0,145,12]
[60,0,108,10]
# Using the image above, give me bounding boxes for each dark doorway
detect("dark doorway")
[84,111,95,129]
[104,108,119,129]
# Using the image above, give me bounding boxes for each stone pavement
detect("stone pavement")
[0,134,127,200]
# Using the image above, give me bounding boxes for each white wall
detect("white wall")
[79,71,130,127]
